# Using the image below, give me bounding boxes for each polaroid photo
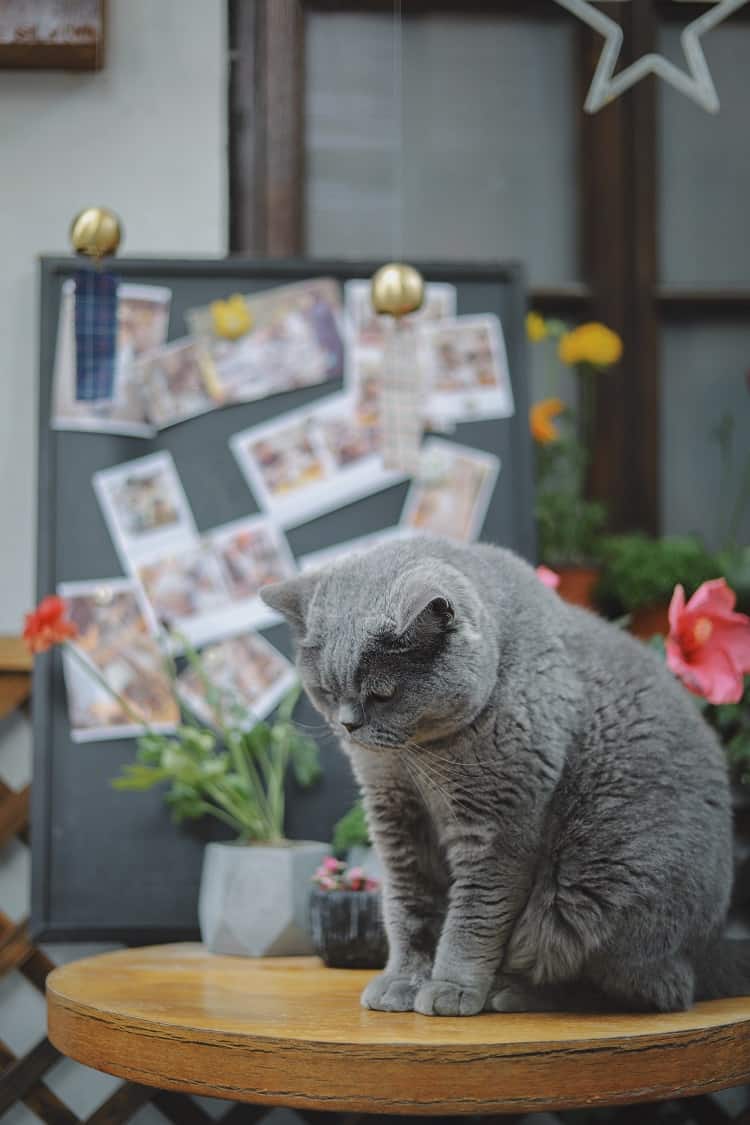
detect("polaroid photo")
[230,392,407,528]
[419,314,514,426]
[344,280,457,352]
[400,438,500,543]
[186,278,345,404]
[208,515,296,606]
[300,527,418,573]
[52,281,171,437]
[59,577,179,742]
[138,337,224,430]
[177,633,297,729]
[136,516,296,648]
[93,451,198,571]
[136,542,234,639]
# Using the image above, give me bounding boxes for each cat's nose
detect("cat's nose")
[338,703,363,733]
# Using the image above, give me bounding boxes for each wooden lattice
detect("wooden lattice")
[1,632,747,1124]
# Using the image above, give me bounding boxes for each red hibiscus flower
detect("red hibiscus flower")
[666,579,750,705]
[23,595,78,654]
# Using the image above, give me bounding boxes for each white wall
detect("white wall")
[0,0,227,631]
[0,6,226,1121]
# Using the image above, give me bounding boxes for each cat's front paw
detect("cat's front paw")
[414,979,485,1017]
[361,973,421,1012]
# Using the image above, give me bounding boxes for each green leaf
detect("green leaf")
[332,800,370,853]
[277,682,302,724]
[289,732,322,788]
[242,722,272,758]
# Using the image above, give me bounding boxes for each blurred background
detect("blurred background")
[1,2,749,1123]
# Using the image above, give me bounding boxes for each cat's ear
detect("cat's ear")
[260,573,318,634]
[392,572,455,647]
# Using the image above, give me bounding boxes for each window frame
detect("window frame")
[228,0,750,535]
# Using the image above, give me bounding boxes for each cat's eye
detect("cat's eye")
[368,685,396,703]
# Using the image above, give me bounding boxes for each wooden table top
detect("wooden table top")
[46,944,750,1115]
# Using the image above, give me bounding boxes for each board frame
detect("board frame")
[32,256,534,943]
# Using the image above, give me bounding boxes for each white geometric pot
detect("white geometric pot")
[198,840,329,957]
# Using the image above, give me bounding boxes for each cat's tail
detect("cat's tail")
[695,939,750,1000]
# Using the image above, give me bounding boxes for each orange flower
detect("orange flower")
[23,595,78,654]
[558,322,623,368]
[530,397,566,444]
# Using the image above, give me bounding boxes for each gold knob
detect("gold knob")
[70,207,122,259]
[371,262,424,318]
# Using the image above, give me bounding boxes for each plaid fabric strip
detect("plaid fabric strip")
[380,319,424,474]
[74,267,118,401]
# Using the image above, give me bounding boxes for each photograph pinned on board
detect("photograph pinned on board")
[344,280,457,351]
[93,451,198,571]
[418,314,514,426]
[348,350,453,436]
[230,392,408,529]
[299,526,418,573]
[400,438,501,543]
[58,578,179,742]
[137,337,224,429]
[52,280,171,437]
[135,515,296,648]
[186,278,345,404]
[176,633,297,729]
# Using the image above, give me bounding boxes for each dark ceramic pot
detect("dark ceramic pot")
[308,888,388,969]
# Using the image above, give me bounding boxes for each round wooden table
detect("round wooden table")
[47,944,750,1117]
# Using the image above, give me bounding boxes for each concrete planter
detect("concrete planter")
[199,840,329,957]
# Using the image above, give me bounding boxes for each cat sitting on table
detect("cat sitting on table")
[261,537,747,1016]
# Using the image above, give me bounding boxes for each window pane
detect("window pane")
[305,12,579,284]
[659,23,750,285]
[661,323,750,549]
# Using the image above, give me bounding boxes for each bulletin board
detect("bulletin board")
[31,257,534,942]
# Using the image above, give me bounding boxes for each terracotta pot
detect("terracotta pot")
[629,602,670,641]
[555,566,601,610]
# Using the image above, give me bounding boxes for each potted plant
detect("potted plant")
[655,579,750,926]
[527,313,622,608]
[597,533,718,639]
[309,857,387,969]
[23,596,327,958]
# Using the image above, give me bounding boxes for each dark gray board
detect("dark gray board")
[31,257,533,942]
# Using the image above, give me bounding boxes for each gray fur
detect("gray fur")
[261,537,738,1015]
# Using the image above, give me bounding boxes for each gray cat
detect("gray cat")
[261,537,748,1015]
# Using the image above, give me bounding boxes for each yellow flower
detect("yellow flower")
[558,322,623,368]
[210,294,253,340]
[526,311,548,343]
[530,397,566,444]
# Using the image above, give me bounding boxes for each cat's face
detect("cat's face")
[260,550,498,750]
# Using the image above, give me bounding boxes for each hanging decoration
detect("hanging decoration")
[370,262,425,473]
[368,0,427,474]
[554,0,748,114]
[69,206,122,402]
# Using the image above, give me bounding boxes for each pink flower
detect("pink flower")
[364,877,380,891]
[317,875,336,891]
[666,579,750,705]
[322,856,341,873]
[536,565,560,590]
